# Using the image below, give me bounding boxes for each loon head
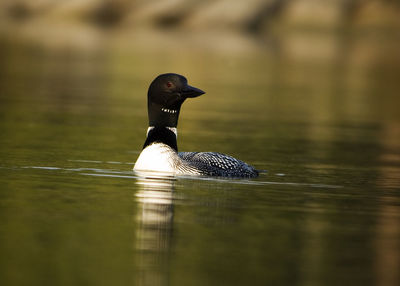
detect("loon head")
[147,73,205,127]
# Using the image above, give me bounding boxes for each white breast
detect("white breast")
[133,143,180,174]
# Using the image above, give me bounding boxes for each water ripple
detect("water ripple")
[6,162,344,189]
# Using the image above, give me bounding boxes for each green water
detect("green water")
[0,38,400,286]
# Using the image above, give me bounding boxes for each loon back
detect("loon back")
[133,73,259,178]
[179,152,258,178]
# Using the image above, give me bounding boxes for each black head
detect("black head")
[147,73,205,127]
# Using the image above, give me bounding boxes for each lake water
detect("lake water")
[0,36,400,286]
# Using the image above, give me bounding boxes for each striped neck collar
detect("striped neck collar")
[147,126,177,137]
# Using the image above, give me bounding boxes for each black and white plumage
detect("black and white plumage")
[134,73,258,178]
[178,151,258,178]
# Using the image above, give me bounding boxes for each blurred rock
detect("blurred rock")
[0,0,399,56]
[1,0,399,31]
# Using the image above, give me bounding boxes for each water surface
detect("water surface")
[0,37,400,286]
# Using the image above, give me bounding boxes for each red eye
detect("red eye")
[166,81,172,88]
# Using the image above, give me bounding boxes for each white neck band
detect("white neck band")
[147,126,177,137]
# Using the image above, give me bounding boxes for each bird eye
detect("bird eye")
[166,81,172,88]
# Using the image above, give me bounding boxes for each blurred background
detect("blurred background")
[1,1,400,286]
[1,0,400,126]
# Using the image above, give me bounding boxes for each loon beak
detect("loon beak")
[182,84,205,98]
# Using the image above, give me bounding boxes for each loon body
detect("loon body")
[134,73,258,178]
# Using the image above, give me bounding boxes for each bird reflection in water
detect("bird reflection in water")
[134,172,176,286]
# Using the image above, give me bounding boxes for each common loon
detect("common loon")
[134,73,258,178]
